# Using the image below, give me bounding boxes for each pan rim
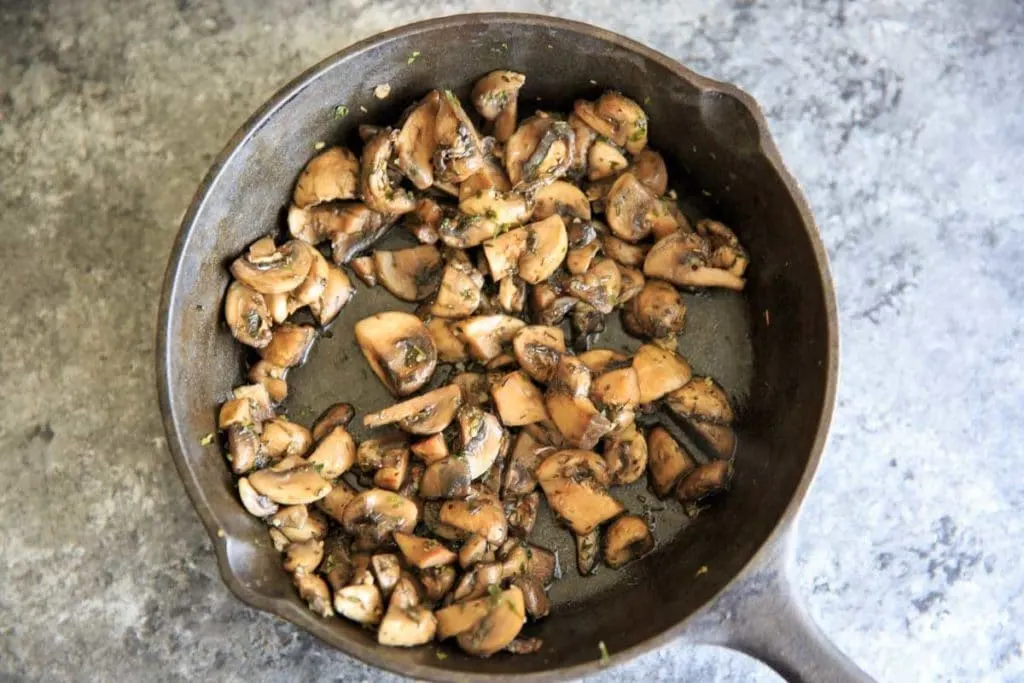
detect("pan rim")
[156,11,839,681]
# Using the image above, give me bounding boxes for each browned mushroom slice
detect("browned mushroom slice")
[457,406,506,479]
[587,138,628,181]
[643,231,745,290]
[646,199,686,240]
[293,146,360,209]
[425,317,470,363]
[550,355,592,398]
[566,257,622,314]
[535,450,623,534]
[602,423,648,485]
[438,213,502,249]
[434,90,485,182]
[452,314,526,362]
[645,426,697,498]
[603,515,654,568]
[224,281,273,349]
[350,255,377,286]
[632,344,693,404]
[606,173,657,243]
[503,431,548,497]
[482,227,528,281]
[285,243,331,313]
[460,188,532,226]
[430,259,484,318]
[357,436,408,472]
[395,90,440,190]
[616,264,645,304]
[341,489,419,549]
[455,586,527,656]
[600,234,648,267]
[284,538,325,575]
[575,92,648,154]
[294,573,334,618]
[533,180,592,222]
[410,433,449,465]
[231,383,274,422]
[231,238,314,295]
[519,215,568,284]
[393,531,456,569]
[378,602,437,647]
[354,312,437,396]
[697,219,750,278]
[460,154,514,198]
[573,350,623,376]
[545,394,613,450]
[631,149,668,196]
[575,528,600,576]
[258,323,316,368]
[453,561,503,600]
[472,70,526,142]
[370,553,402,598]
[421,565,457,602]
[506,492,541,537]
[374,447,409,492]
[372,245,443,302]
[315,478,359,523]
[566,240,602,275]
[309,264,354,326]
[506,114,574,188]
[334,581,383,625]
[249,465,332,505]
[363,385,463,435]
[676,459,733,505]
[622,280,687,342]
[458,533,493,569]
[591,366,640,426]
[419,457,473,499]
[440,490,507,546]
[567,112,598,179]
[311,402,354,442]
[238,477,278,517]
[490,371,548,427]
[270,502,325,541]
[260,417,313,460]
[452,372,490,407]
[691,421,737,458]
[435,593,492,639]
[361,129,417,215]
[497,276,526,313]
[305,426,355,479]
[317,203,395,265]
[666,377,734,424]
[530,284,578,326]
[263,291,289,325]
[249,360,289,403]
[403,197,444,244]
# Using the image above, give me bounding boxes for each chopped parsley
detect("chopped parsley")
[598,641,610,665]
[199,433,216,446]
[435,649,449,660]
[407,50,421,64]
[487,583,502,606]
[695,565,709,576]
[333,104,349,119]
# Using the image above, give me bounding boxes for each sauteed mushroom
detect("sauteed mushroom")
[533,180,591,222]
[430,257,484,318]
[587,138,628,181]
[497,276,526,313]
[697,218,750,278]
[482,227,528,281]
[238,477,278,517]
[323,204,395,264]
[293,146,360,208]
[363,384,463,435]
[566,257,621,314]
[361,129,417,215]
[457,405,506,479]
[631,149,668,196]
[341,489,419,549]
[605,173,656,243]
[311,402,354,442]
[224,281,272,348]
[308,264,354,326]
[490,370,548,426]
[644,231,746,290]
[646,426,697,498]
[440,491,508,546]
[460,188,532,226]
[231,238,314,294]
[632,343,693,404]
[306,426,356,479]
[603,515,654,568]
[623,280,687,343]
[506,114,574,187]
[535,450,622,534]
[439,213,502,249]
[512,325,565,384]
[472,70,526,142]
[260,417,312,460]
[258,323,316,368]
[355,312,437,396]
[434,90,485,182]
[666,376,734,423]
[519,215,569,284]
[455,586,527,656]
[394,531,457,569]
[373,245,443,302]
[248,465,333,506]
[574,91,648,154]
[452,314,526,362]
[575,528,600,576]
[676,459,734,506]
[395,90,440,190]
[602,423,647,485]
[294,573,334,618]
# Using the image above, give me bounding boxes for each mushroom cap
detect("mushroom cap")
[306,426,356,479]
[625,280,687,340]
[544,393,613,450]
[519,215,569,284]
[536,450,623,534]
[459,188,532,226]
[632,344,693,404]
[224,281,273,348]
[601,423,648,485]
[425,317,470,363]
[311,402,354,442]
[363,384,463,435]
[393,531,457,569]
[354,312,438,396]
[439,213,502,249]
[293,146,360,209]
[616,264,646,304]
[429,259,483,318]
[575,528,600,576]
[566,257,622,314]
[603,514,654,568]
[577,348,628,375]
[482,227,529,281]
[372,244,443,302]
[601,234,649,267]
[533,180,591,222]
[490,370,548,427]
[231,239,314,295]
[644,231,746,290]
[361,129,417,214]
[587,138,628,181]
[646,426,697,498]
[258,323,317,368]
[440,491,508,546]
[605,173,657,243]
[334,583,383,625]
[666,376,734,424]
[452,314,526,363]
[248,465,333,505]
[472,70,526,120]
[434,90,485,183]
[454,586,527,656]
[308,264,354,326]
[631,149,668,196]
[294,573,334,618]
[458,405,506,479]
[506,114,574,187]
[395,90,440,190]
[378,604,437,647]
[341,489,419,547]
[419,456,473,499]
[238,477,278,517]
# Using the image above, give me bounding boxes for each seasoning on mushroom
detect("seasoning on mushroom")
[603,515,654,568]
[472,70,526,142]
[355,312,438,396]
[293,146,360,208]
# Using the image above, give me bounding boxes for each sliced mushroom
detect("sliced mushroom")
[294,572,334,618]
[309,264,354,326]
[238,477,278,517]
[616,264,645,304]
[666,377,734,424]
[361,129,417,215]
[509,575,549,620]
[314,478,359,523]
[350,255,377,285]
[577,348,628,375]
[248,465,332,505]
[289,202,386,259]
[371,553,402,598]
[419,456,473,500]
[452,372,490,408]
[605,173,657,243]
[293,147,360,209]
[224,281,273,348]
[258,323,316,368]
[533,180,591,222]
[452,562,505,603]
[506,114,574,188]
[566,257,622,314]
[567,240,602,276]
[677,459,733,506]
[434,90,485,183]
[430,258,484,318]
[691,421,737,458]
[440,491,508,546]
[355,312,437,396]
[535,450,623,534]
[631,149,668,196]
[519,215,568,284]
[311,402,354,442]
[271,505,328,542]
[697,219,750,278]
[439,213,503,249]
[502,431,549,496]
[603,515,654,568]
[644,231,746,290]
[455,586,527,656]
[395,90,440,190]
[551,355,592,398]
[632,344,693,404]
[587,139,628,181]
[306,426,356,479]
[378,603,437,647]
[574,92,648,154]
[623,280,687,342]
[457,406,506,479]
[459,533,493,569]
[404,197,444,244]
[357,436,408,472]
[231,383,275,422]
[260,417,313,460]
[460,188,532,226]
[334,582,383,625]
[425,317,470,363]
[480,429,509,495]
[567,112,598,179]
[460,155,514,198]
[497,276,526,313]
[226,424,262,475]
[341,489,419,549]
[481,227,528,280]
[602,423,648,485]
[600,234,649,267]
[364,384,463,435]
[545,393,613,450]
[421,565,457,603]
[472,70,526,142]
[490,371,548,427]
[284,538,325,575]
[231,238,314,295]
[393,531,457,569]
[575,528,600,576]
[506,492,540,537]
[646,426,697,498]
[372,244,443,302]
[249,363,288,407]
[410,434,449,464]
[591,366,640,431]
[650,196,692,240]
[435,593,493,640]
[452,314,526,363]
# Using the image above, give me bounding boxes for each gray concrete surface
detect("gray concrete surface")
[1,0,1022,681]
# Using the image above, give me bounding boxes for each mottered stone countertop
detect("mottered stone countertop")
[1,1,1021,681]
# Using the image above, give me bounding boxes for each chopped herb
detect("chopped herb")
[313,462,325,473]
[333,104,349,119]
[695,565,709,576]
[643,95,651,105]
[199,433,216,446]
[487,583,502,606]
[506,600,518,613]
[435,649,449,660]
[460,288,476,300]
[314,141,326,151]
[388,494,403,509]
[501,42,508,50]
[407,50,421,64]
[484,208,498,220]
[598,641,610,665]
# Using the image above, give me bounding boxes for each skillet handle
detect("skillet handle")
[684,523,873,683]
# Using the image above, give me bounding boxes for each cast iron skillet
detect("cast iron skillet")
[157,13,870,682]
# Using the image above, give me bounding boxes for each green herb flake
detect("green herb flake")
[407,50,421,64]
[313,462,325,474]
[598,641,610,665]
[487,583,502,606]
[333,104,349,119]
[695,564,709,576]
[506,600,518,613]
[199,433,216,446]
[643,95,651,105]
[435,649,449,660]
